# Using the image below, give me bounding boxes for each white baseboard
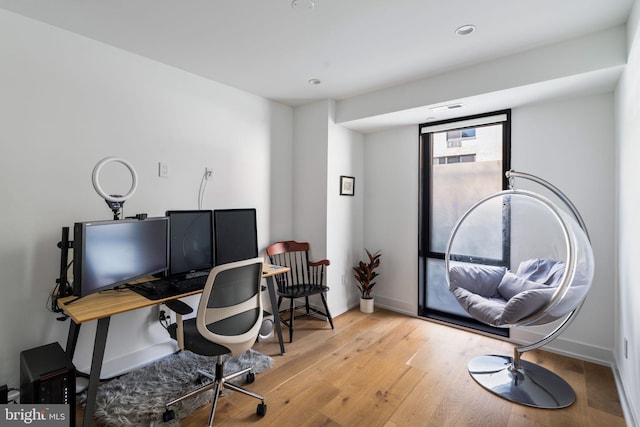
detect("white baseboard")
[510,329,613,365]
[612,363,638,427]
[372,295,416,317]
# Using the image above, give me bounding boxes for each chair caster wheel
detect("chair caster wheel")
[256,403,267,417]
[162,409,175,422]
[246,372,255,383]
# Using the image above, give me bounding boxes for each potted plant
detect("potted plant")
[353,249,381,313]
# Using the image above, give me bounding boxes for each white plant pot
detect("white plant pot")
[360,297,374,313]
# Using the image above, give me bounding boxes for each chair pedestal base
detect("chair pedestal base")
[468,354,575,409]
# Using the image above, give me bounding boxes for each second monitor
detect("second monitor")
[213,208,258,265]
[166,210,214,280]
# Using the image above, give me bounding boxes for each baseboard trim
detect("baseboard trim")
[612,363,638,427]
[510,329,613,366]
[373,296,416,317]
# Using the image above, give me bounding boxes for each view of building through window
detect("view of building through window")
[419,111,511,334]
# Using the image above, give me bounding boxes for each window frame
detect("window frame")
[418,110,512,334]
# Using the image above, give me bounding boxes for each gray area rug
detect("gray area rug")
[92,349,273,426]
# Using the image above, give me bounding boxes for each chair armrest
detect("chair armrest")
[165,299,193,351]
[165,299,193,316]
[308,259,330,285]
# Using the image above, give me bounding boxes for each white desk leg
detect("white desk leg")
[82,316,110,427]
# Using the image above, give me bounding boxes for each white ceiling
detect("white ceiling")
[0,0,634,117]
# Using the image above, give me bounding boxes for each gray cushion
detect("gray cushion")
[449,264,507,298]
[500,288,555,325]
[449,260,568,326]
[451,287,506,325]
[516,258,565,286]
[497,271,549,300]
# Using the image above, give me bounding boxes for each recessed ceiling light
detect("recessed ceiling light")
[455,24,476,36]
[308,78,321,85]
[292,0,315,12]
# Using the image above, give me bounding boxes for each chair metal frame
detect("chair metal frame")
[445,170,594,409]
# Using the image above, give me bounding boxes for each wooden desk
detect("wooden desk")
[58,263,288,427]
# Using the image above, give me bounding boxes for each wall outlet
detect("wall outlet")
[159,162,170,178]
[158,304,171,322]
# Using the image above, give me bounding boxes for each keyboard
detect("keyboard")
[131,275,207,301]
[131,279,174,300]
[169,275,208,293]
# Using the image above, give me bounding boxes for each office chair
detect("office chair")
[265,240,334,342]
[162,258,267,426]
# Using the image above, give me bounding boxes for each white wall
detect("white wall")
[615,0,640,424]
[363,126,419,315]
[509,94,616,362]
[292,100,365,316]
[363,93,617,363]
[292,101,329,256]
[327,102,365,313]
[0,9,293,386]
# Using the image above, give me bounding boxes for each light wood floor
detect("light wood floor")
[79,308,626,426]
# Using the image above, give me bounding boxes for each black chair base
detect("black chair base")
[468,354,575,409]
[164,355,266,426]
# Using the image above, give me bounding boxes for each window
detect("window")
[418,110,511,334]
[433,154,476,164]
[446,128,476,147]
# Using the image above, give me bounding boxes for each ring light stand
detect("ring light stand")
[92,157,138,219]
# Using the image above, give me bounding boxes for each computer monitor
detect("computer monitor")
[213,208,258,265]
[72,217,169,297]
[165,210,214,279]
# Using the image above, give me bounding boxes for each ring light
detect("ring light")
[91,157,138,203]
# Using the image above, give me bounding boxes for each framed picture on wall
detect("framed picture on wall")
[340,175,355,196]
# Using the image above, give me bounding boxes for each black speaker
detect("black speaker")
[20,342,75,425]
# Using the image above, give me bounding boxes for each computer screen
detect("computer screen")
[72,217,169,297]
[213,208,258,265]
[165,210,214,278]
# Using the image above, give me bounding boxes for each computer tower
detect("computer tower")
[20,342,75,425]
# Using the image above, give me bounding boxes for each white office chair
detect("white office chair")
[162,258,267,426]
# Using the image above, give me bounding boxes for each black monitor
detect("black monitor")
[213,208,258,265]
[165,210,214,279]
[72,217,169,297]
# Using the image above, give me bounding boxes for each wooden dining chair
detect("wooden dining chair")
[265,241,334,342]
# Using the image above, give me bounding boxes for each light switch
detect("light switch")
[159,162,170,178]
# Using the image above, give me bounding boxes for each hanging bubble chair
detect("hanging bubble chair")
[445,170,594,409]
